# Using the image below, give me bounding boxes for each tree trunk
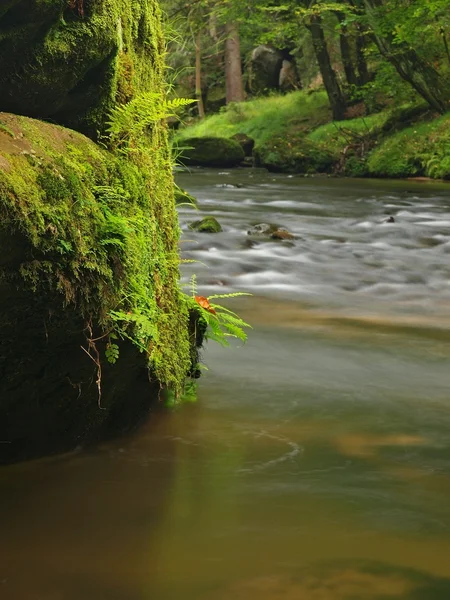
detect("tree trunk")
[225,22,245,104]
[355,26,371,85]
[363,0,450,113]
[335,12,358,86]
[307,14,346,120]
[195,31,205,118]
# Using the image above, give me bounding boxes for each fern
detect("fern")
[187,288,252,346]
[106,92,196,148]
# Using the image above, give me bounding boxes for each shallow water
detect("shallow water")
[1,170,450,600]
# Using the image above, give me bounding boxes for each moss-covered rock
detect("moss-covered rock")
[0,112,202,463]
[189,216,222,233]
[0,0,165,139]
[178,136,245,167]
[254,134,334,174]
[231,133,255,157]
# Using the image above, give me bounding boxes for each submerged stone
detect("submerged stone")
[247,223,279,235]
[189,216,223,233]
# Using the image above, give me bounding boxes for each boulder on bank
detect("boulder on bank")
[189,216,222,233]
[248,45,284,95]
[231,133,255,157]
[0,0,165,139]
[254,135,334,174]
[178,137,245,167]
[0,112,202,464]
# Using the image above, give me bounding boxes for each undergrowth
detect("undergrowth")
[176,90,330,145]
[367,113,450,178]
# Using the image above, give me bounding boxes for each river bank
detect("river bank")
[175,90,450,179]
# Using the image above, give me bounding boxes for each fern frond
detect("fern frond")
[208,292,252,300]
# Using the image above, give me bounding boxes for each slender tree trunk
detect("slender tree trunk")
[363,0,450,113]
[355,26,370,85]
[195,31,205,118]
[347,0,371,85]
[307,14,346,120]
[335,12,358,86]
[225,22,245,104]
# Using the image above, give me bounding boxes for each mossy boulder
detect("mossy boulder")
[178,136,245,167]
[0,0,165,139]
[231,133,255,157]
[254,134,334,174]
[189,216,222,233]
[0,112,202,463]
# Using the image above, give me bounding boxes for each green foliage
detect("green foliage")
[307,112,389,147]
[107,93,196,150]
[186,277,251,347]
[255,133,334,173]
[105,342,120,364]
[367,113,450,178]
[176,90,330,145]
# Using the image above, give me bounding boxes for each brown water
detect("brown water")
[2,172,450,599]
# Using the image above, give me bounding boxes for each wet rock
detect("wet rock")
[231,133,255,157]
[176,136,244,167]
[241,238,260,249]
[384,216,395,223]
[216,183,244,189]
[241,156,255,168]
[247,223,295,240]
[271,229,295,240]
[189,216,222,233]
[247,223,279,236]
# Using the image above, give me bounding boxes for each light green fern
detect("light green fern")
[106,92,196,149]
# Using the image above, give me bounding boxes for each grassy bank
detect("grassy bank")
[176,91,450,179]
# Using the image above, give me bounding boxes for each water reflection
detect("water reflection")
[2,173,450,599]
[211,563,450,600]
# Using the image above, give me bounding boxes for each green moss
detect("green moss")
[367,114,450,179]
[254,134,334,174]
[0,0,166,139]
[178,136,245,167]
[176,90,330,146]
[189,216,222,233]
[0,106,194,396]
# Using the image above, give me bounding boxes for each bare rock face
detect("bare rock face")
[247,45,284,95]
[279,59,301,92]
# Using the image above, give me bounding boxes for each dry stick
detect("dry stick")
[81,322,104,409]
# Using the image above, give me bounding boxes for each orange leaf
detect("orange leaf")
[195,295,216,315]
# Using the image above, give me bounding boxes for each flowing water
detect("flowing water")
[2,170,450,599]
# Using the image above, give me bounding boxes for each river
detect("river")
[1,170,450,599]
